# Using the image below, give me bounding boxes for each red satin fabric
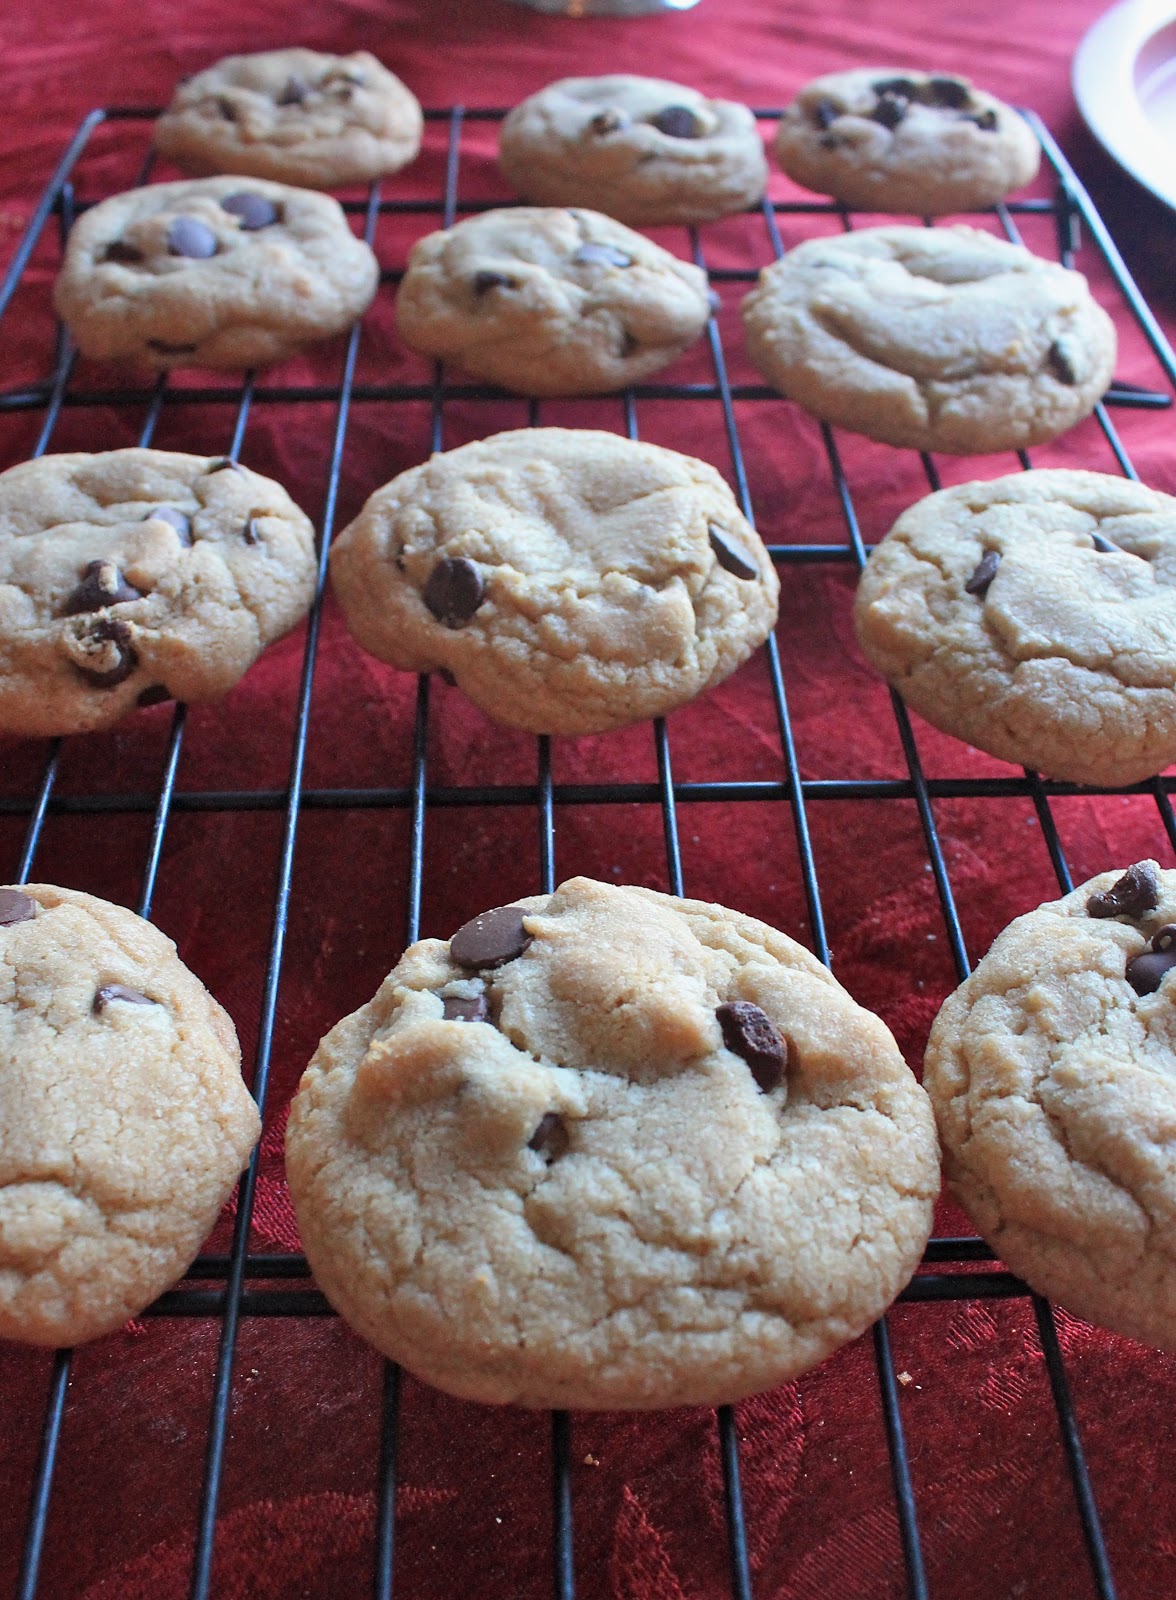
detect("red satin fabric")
[3,2,1176,1596]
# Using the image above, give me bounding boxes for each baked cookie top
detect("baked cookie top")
[0,883,259,1346]
[285,876,939,1408]
[741,225,1116,454]
[498,75,768,226]
[853,469,1176,787]
[926,861,1176,1351]
[328,427,779,735]
[53,177,379,370]
[154,48,423,189]
[775,68,1040,216]
[394,206,713,397]
[0,449,316,737]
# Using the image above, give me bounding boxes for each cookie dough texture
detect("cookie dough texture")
[329,428,779,734]
[926,862,1176,1350]
[286,876,939,1407]
[0,449,317,737]
[395,207,713,396]
[775,68,1039,215]
[741,225,1116,454]
[499,75,768,225]
[154,48,423,189]
[854,470,1176,787]
[54,177,379,370]
[0,884,260,1346]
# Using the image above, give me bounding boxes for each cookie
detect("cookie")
[153,48,423,190]
[853,469,1176,787]
[394,206,714,396]
[328,427,779,735]
[775,69,1040,215]
[53,177,379,370]
[499,75,768,226]
[741,225,1116,454]
[285,876,939,1408]
[926,861,1176,1350]
[0,449,317,737]
[0,883,259,1346]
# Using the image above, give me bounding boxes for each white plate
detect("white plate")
[1074,0,1176,210]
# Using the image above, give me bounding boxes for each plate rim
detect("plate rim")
[1073,0,1176,211]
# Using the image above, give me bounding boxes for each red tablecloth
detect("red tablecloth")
[4,2,1176,1597]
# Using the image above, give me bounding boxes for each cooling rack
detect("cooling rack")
[2,102,1175,1600]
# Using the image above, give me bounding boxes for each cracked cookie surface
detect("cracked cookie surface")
[853,470,1176,786]
[0,448,317,737]
[54,176,379,370]
[285,876,939,1408]
[328,427,779,735]
[741,225,1116,454]
[395,207,713,396]
[154,48,423,189]
[775,68,1039,215]
[0,883,259,1346]
[499,75,767,226]
[926,861,1176,1350]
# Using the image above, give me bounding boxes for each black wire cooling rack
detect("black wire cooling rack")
[3,102,1176,1600]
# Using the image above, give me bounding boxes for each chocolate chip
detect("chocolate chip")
[137,684,171,707]
[216,96,237,121]
[277,75,309,105]
[716,1001,788,1092]
[205,456,240,473]
[819,134,848,150]
[648,105,704,138]
[437,667,457,687]
[965,549,1000,597]
[964,108,999,131]
[528,1112,569,1163]
[571,242,633,268]
[103,240,144,265]
[1091,532,1118,553]
[923,76,972,109]
[473,270,518,294]
[450,904,531,969]
[221,192,280,230]
[812,97,840,130]
[872,76,918,99]
[72,618,138,688]
[618,328,640,358]
[1126,947,1176,997]
[871,93,908,129]
[93,984,157,1012]
[1048,339,1079,386]
[167,217,218,259]
[145,506,192,544]
[147,340,198,356]
[63,560,142,615]
[423,557,485,627]
[0,889,35,926]
[588,108,629,135]
[1153,923,1176,953]
[709,524,757,580]
[442,994,488,1022]
[1087,862,1159,920]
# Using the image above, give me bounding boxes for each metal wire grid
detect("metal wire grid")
[1,103,1174,1600]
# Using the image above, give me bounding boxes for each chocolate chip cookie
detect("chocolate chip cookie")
[0,449,316,736]
[775,69,1040,215]
[395,207,713,396]
[741,225,1116,454]
[285,876,939,1407]
[927,861,1176,1350]
[499,75,768,226]
[154,48,423,189]
[0,883,259,1346]
[328,427,779,735]
[854,469,1176,787]
[54,177,379,370]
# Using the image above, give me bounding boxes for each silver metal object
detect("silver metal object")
[506,0,702,13]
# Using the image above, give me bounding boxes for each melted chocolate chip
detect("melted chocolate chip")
[819,133,848,150]
[93,984,157,1013]
[63,560,142,615]
[709,524,757,580]
[0,888,35,926]
[221,191,280,230]
[137,684,172,707]
[1127,946,1176,997]
[1090,532,1119,554]
[423,557,485,627]
[216,96,237,121]
[618,328,640,359]
[442,994,488,1023]
[716,1001,788,1092]
[73,618,138,688]
[873,77,918,99]
[205,456,240,473]
[812,97,841,130]
[648,105,704,138]
[965,549,1000,597]
[437,667,458,687]
[871,93,908,130]
[473,270,518,294]
[964,108,999,131]
[167,217,218,259]
[450,904,532,969]
[923,77,972,108]
[1048,339,1079,386]
[588,108,629,135]
[145,506,192,544]
[571,242,633,268]
[277,74,310,105]
[528,1112,569,1163]
[1087,862,1159,920]
[103,240,144,265]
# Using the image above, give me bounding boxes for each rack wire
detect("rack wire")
[2,102,1175,1600]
